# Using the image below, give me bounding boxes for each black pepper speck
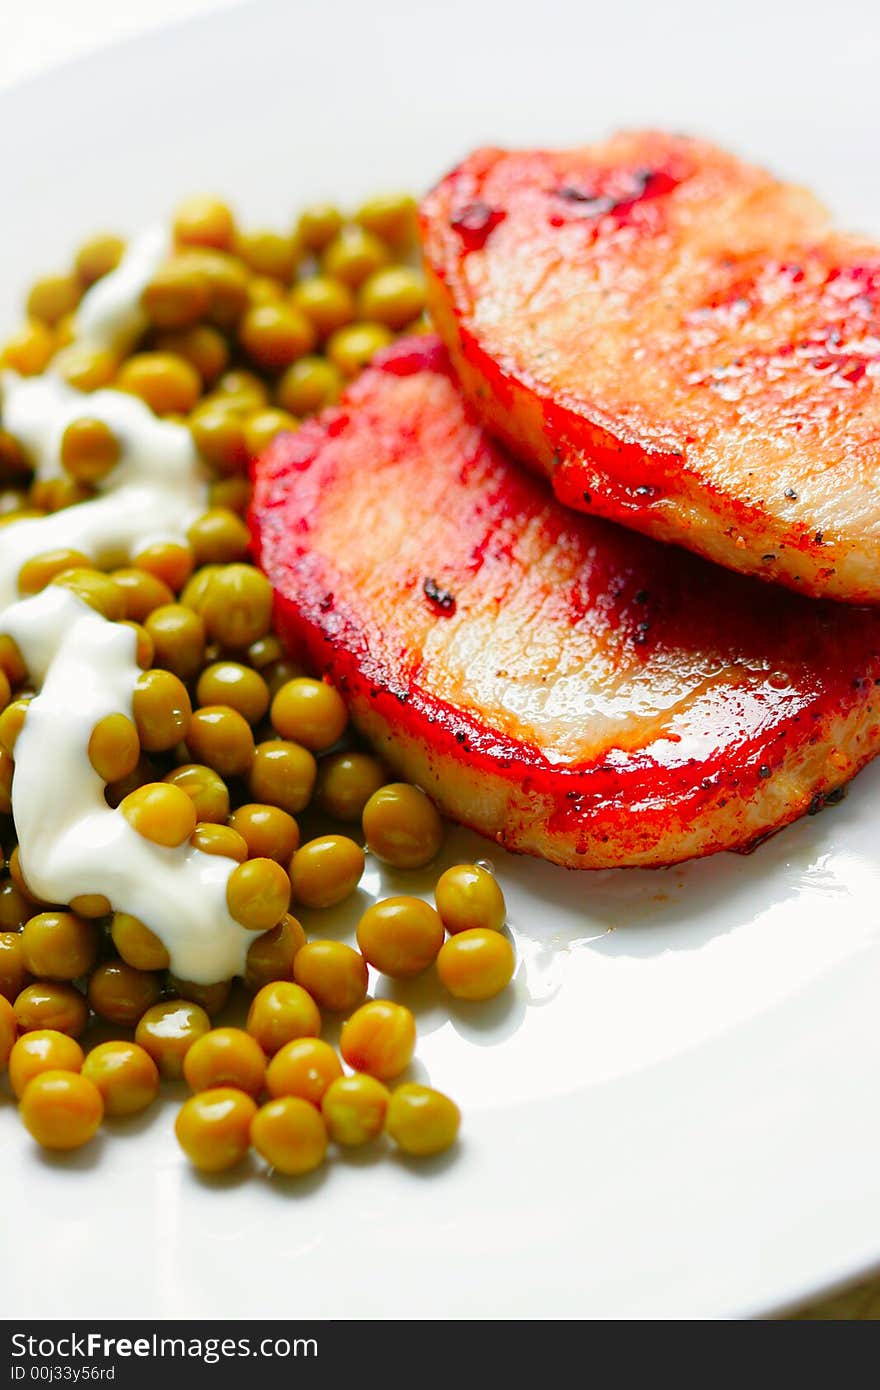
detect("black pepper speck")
[423,577,456,614]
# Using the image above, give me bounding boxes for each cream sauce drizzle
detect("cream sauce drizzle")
[0,231,259,983]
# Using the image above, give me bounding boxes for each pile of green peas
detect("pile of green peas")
[0,191,428,518]
[0,193,517,1175]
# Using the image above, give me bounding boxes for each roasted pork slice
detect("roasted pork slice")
[421,130,880,603]
[250,336,880,870]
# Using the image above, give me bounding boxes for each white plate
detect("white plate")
[3,0,880,1322]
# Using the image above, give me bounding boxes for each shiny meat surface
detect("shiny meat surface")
[421,132,880,602]
[251,336,880,868]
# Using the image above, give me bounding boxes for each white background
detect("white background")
[1,0,229,90]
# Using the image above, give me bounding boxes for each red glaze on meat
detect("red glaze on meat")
[250,336,880,869]
[421,131,880,603]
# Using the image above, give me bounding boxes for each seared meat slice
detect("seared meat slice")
[421,131,880,603]
[251,336,880,869]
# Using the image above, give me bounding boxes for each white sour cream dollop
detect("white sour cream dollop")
[0,230,262,983]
